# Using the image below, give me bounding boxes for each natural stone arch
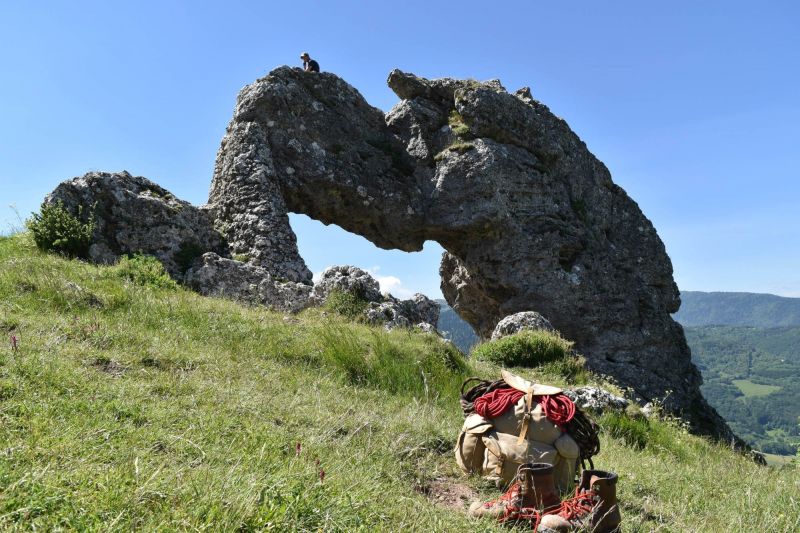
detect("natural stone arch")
[208,66,734,441]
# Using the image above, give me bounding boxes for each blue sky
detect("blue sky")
[1,1,798,299]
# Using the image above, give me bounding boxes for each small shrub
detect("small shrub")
[27,201,95,258]
[316,324,470,399]
[434,142,475,162]
[324,289,369,320]
[424,335,468,373]
[471,330,573,368]
[448,110,472,139]
[174,240,204,273]
[113,254,177,290]
[232,253,249,263]
[601,411,688,459]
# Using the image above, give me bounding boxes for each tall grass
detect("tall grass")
[0,231,797,531]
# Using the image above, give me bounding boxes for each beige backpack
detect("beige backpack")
[455,370,597,492]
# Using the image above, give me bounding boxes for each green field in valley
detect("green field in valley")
[731,379,782,397]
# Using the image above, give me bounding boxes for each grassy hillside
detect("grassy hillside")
[687,325,800,455]
[1,232,798,531]
[675,291,800,327]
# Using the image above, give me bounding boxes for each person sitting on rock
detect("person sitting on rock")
[300,52,320,73]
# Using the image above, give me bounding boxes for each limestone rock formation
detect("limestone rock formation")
[314,265,439,330]
[563,387,629,413]
[312,265,383,304]
[45,171,226,278]
[208,66,735,441]
[365,293,440,331]
[185,253,312,313]
[491,311,556,340]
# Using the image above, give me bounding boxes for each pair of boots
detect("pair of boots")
[468,462,560,529]
[468,463,620,532]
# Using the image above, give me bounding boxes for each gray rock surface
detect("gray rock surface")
[403,293,440,326]
[207,66,736,442]
[185,253,312,313]
[491,311,555,340]
[365,301,411,330]
[311,265,439,330]
[364,293,440,331]
[312,265,383,304]
[415,322,438,335]
[563,387,629,413]
[45,171,226,278]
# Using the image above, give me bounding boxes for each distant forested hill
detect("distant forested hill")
[436,300,478,353]
[675,291,800,327]
[686,326,800,455]
[676,291,800,454]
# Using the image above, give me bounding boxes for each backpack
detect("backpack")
[455,370,600,492]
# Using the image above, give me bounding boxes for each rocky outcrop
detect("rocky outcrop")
[185,253,312,312]
[207,66,735,442]
[312,265,383,304]
[314,265,439,330]
[365,293,440,331]
[491,311,555,340]
[45,171,226,278]
[563,387,629,413]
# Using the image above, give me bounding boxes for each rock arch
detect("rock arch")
[208,66,734,441]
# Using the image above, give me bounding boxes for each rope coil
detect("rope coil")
[460,376,600,469]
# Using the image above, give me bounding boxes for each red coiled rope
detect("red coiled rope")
[474,387,576,427]
[474,387,525,418]
[539,393,576,427]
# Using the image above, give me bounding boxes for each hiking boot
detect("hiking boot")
[468,463,558,524]
[522,462,561,512]
[538,470,621,533]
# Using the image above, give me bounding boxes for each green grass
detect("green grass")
[447,110,472,139]
[471,329,574,369]
[0,231,798,531]
[323,289,370,321]
[731,379,782,397]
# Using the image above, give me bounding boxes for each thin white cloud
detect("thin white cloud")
[368,266,415,299]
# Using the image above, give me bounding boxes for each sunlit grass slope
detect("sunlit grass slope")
[0,232,797,531]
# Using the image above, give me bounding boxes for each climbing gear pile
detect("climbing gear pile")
[455,370,599,491]
[459,371,620,531]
